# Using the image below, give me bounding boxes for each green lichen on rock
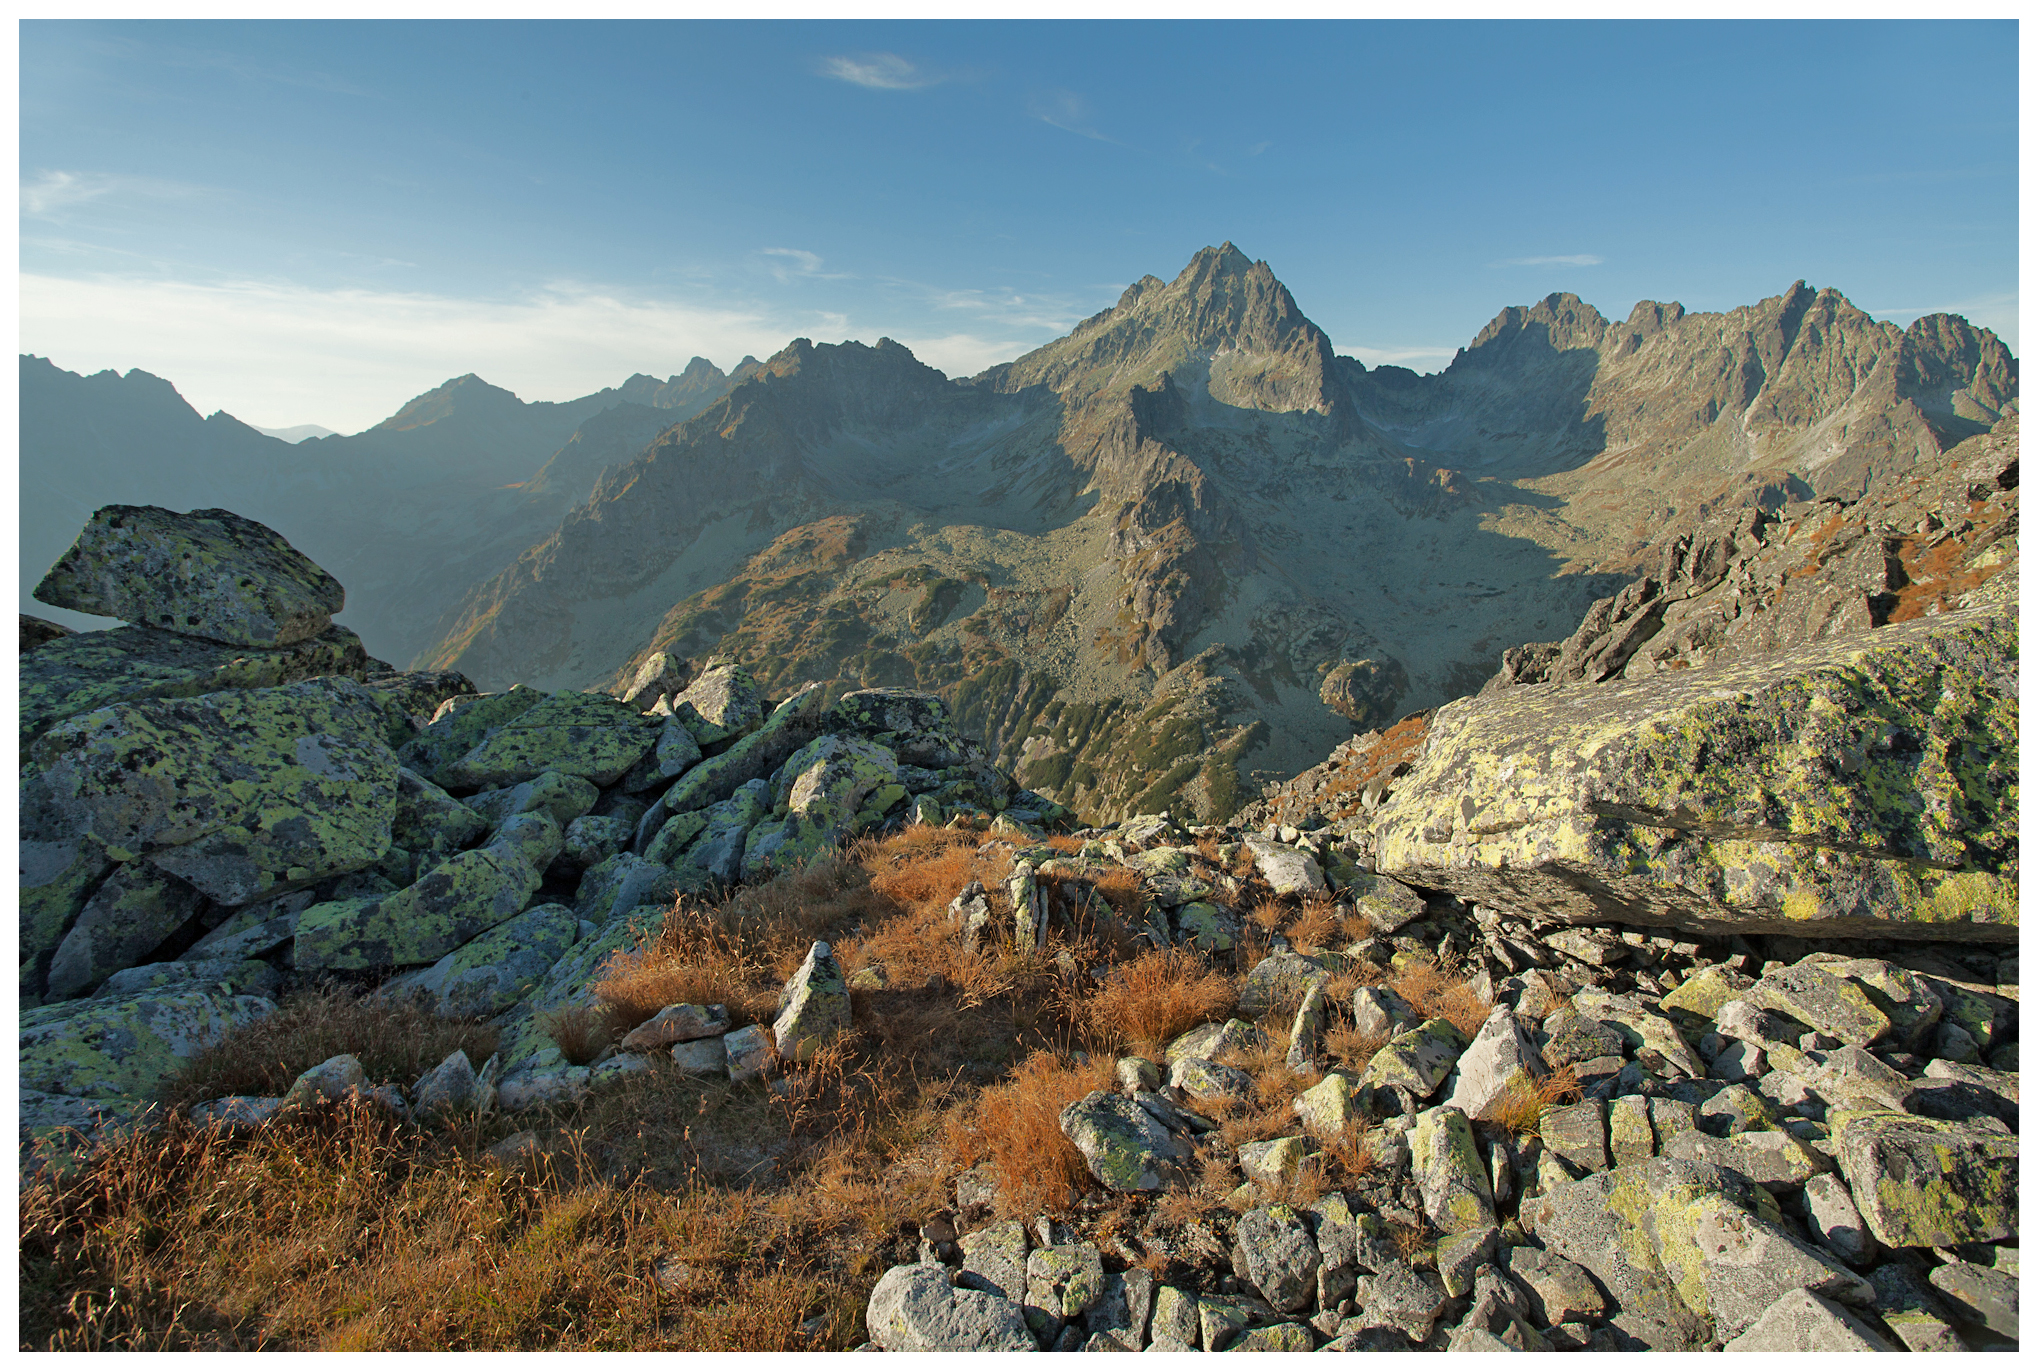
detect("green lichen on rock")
[1059,1090,1193,1192]
[396,686,545,779]
[34,504,346,648]
[44,864,205,999]
[1361,1017,1471,1098]
[670,663,765,748]
[29,677,400,907]
[740,734,899,879]
[436,691,657,790]
[1409,1105,1496,1233]
[1370,604,2018,941]
[1829,1109,2018,1248]
[20,987,275,1099]
[19,622,373,748]
[382,902,581,1017]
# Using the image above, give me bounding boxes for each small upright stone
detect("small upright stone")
[772,941,850,1062]
[35,505,346,647]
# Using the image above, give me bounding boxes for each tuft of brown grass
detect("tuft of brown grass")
[1389,962,1492,1039]
[163,984,499,1108]
[1247,899,1287,933]
[538,1003,625,1067]
[1286,897,1339,952]
[1071,949,1236,1058]
[943,1051,1110,1218]
[1490,1064,1583,1137]
[1324,1025,1387,1074]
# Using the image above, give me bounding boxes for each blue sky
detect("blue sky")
[19,18,2019,433]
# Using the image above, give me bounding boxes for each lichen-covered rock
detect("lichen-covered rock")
[723,1023,773,1082]
[463,770,600,829]
[1238,1134,1309,1186]
[1293,1070,1362,1135]
[572,852,679,924]
[740,734,899,880]
[89,955,277,1003]
[1243,834,1328,896]
[865,1261,1035,1351]
[618,714,705,794]
[391,766,489,858]
[1828,1109,2018,1248]
[395,686,545,778]
[1360,1016,1470,1102]
[823,688,973,767]
[19,622,374,748]
[435,691,657,790]
[382,902,580,1017]
[1659,963,1754,1020]
[1370,604,2017,941]
[560,812,633,869]
[412,1049,501,1117]
[1744,962,1893,1046]
[293,816,555,971]
[29,677,400,907]
[36,505,346,647]
[1351,984,1419,1039]
[619,1002,730,1052]
[1524,1157,1785,1349]
[43,864,206,1000]
[957,1219,1030,1302]
[1166,1018,1265,1063]
[1660,1127,1833,1193]
[669,662,765,749]
[21,987,274,1100]
[616,650,694,712]
[1444,1006,1548,1121]
[1168,1055,1253,1103]
[773,940,850,1063]
[652,685,824,823]
[1173,901,1240,952]
[1497,1245,1607,1327]
[1410,1105,1497,1233]
[1059,1090,1193,1191]
[1236,951,1330,1019]
[1572,985,1707,1078]
[1234,1203,1320,1312]
[1347,870,1427,934]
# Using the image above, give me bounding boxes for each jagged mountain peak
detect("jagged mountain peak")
[982,243,1340,418]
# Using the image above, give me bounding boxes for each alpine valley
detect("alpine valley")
[21,244,2018,827]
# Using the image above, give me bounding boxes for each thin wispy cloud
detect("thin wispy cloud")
[20,272,1041,431]
[1491,254,1604,268]
[757,247,850,283]
[821,52,942,91]
[1029,89,1118,144]
[22,170,199,219]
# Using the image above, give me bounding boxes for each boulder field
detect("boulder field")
[16,504,2020,1353]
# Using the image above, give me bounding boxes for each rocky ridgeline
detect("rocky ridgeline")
[19,504,1059,1146]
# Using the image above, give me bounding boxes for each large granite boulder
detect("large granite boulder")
[434,691,657,790]
[34,504,345,647]
[42,865,206,1000]
[866,1261,1035,1351]
[739,734,900,880]
[19,622,372,748]
[26,677,400,908]
[20,986,274,1101]
[379,902,582,1017]
[1370,604,2016,941]
[823,688,974,767]
[291,812,560,970]
[1059,1090,1194,1191]
[670,662,764,749]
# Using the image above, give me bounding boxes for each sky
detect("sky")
[18,17,2021,434]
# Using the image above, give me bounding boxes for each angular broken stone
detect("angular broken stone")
[620,1002,731,1052]
[35,504,345,647]
[772,940,850,1063]
[1444,1006,1548,1122]
[1058,1090,1192,1192]
[1409,1105,1496,1233]
[1830,1109,2017,1248]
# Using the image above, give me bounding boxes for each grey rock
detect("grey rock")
[865,1261,1035,1351]
[1233,1203,1320,1312]
[1722,1288,1896,1351]
[1059,1090,1192,1191]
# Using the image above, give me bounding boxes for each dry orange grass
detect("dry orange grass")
[1247,898,1287,933]
[944,1051,1111,1218]
[1286,897,1340,952]
[1324,1025,1388,1074]
[1071,948,1236,1058]
[1491,1064,1583,1137]
[1389,961,1492,1039]
[164,985,500,1108]
[537,1003,627,1066]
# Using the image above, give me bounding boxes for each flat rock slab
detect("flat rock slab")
[1369,604,2016,941]
[27,677,400,907]
[19,622,371,748]
[1829,1109,2018,1248]
[20,987,275,1100]
[436,691,657,790]
[35,504,345,647]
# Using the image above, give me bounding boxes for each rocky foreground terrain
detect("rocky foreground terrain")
[16,491,2019,1351]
